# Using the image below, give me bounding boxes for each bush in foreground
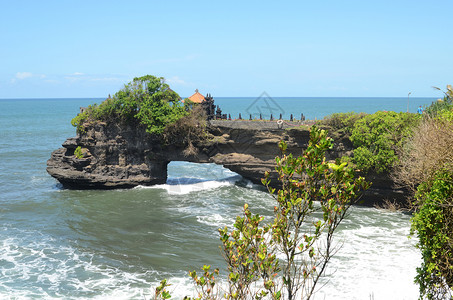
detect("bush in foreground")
[411,169,453,300]
[424,85,453,117]
[394,95,453,299]
[154,126,370,299]
[394,112,453,193]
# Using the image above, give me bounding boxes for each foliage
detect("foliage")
[424,85,453,117]
[438,108,453,122]
[71,105,98,134]
[350,111,420,174]
[411,169,453,300]
[74,146,84,159]
[71,75,188,135]
[391,85,453,298]
[152,279,172,299]
[319,112,367,136]
[261,126,370,299]
[185,265,220,300]
[153,126,370,299]
[163,104,208,157]
[393,113,453,193]
[218,203,280,299]
[425,99,453,117]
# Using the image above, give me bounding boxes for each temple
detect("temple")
[186,89,205,104]
[184,89,222,120]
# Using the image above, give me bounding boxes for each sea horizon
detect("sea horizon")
[0,95,438,100]
[1,96,436,122]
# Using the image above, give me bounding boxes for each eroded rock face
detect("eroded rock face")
[47,120,408,206]
[47,122,170,189]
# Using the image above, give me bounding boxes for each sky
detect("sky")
[1,0,452,98]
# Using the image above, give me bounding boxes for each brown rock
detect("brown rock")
[47,120,408,206]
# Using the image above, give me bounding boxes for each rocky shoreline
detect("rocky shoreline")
[47,120,409,207]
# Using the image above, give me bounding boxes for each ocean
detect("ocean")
[0,97,432,299]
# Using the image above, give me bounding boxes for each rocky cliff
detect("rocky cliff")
[47,120,408,206]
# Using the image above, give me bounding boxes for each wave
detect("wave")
[0,230,161,299]
[135,175,242,195]
[196,213,234,230]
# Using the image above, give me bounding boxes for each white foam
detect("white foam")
[136,178,235,195]
[0,230,162,299]
[196,213,233,229]
[134,161,245,195]
[0,205,422,299]
[313,209,420,300]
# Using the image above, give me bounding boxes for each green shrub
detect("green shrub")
[163,104,208,156]
[439,108,453,121]
[425,98,453,117]
[425,85,453,117]
[411,169,453,299]
[320,111,367,134]
[74,146,83,159]
[71,75,188,135]
[391,99,453,298]
[350,111,420,173]
[178,126,370,300]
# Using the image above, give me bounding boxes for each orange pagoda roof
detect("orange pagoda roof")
[185,89,205,103]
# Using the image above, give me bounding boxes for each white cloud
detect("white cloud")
[15,72,33,79]
[44,79,59,84]
[166,76,188,86]
[11,72,46,83]
[64,76,80,82]
[63,72,85,82]
[63,72,87,82]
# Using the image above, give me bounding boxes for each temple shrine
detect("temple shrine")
[184,89,224,120]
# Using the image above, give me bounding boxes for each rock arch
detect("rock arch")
[47,120,404,206]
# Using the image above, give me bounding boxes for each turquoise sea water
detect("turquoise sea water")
[0,97,427,299]
[213,96,434,120]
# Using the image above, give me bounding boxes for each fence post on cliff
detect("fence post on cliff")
[228,114,232,120]
[270,114,274,121]
[290,114,293,122]
[239,113,242,120]
[279,113,282,120]
[301,113,305,121]
[249,114,252,120]
[260,113,262,120]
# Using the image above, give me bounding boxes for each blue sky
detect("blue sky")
[1,0,452,98]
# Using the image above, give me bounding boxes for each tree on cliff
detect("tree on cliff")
[71,75,188,135]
